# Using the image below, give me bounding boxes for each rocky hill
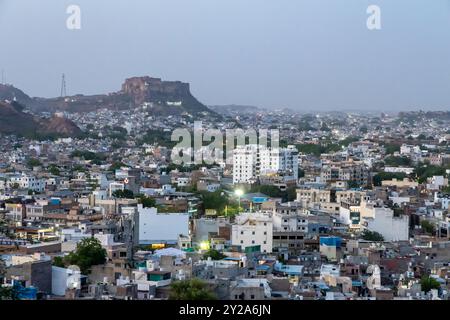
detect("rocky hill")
[0,100,82,138]
[0,76,219,118]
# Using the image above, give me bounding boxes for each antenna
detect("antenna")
[1,69,4,85]
[60,73,67,97]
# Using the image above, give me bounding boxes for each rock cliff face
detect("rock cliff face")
[121,76,190,105]
[119,76,213,116]
[0,101,82,138]
[38,114,83,137]
[0,100,37,136]
[0,76,218,117]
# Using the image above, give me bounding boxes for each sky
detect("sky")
[0,0,450,112]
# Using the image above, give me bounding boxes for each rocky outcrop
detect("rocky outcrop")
[0,84,33,106]
[121,76,190,105]
[0,76,218,117]
[38,113,83,137]
[0,101,82,138]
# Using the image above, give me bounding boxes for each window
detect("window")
[251,295,255,299]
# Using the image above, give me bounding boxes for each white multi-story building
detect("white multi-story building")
[260,145,299,179]
[231,212,273,253]
[232,145,258,184]
[364,206,409,242]
[8,173,45,192]
[233,145,299,184]
[400,144,421,156]
[272,202,309,232]
[138,205,189,245]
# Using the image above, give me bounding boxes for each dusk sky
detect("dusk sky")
[1,0,450,111]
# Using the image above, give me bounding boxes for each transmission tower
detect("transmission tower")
[60,73,67,97]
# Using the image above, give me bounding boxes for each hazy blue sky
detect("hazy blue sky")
[1,0,450,111]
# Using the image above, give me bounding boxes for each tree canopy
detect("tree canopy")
[420,276,440,293]
[361,230,384,242]
[203,249,226,261]
[169,279,217,300]
[113,189,134,199]
[138,195,157,208]
[65,238,107,274]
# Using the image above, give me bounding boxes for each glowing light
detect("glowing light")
[199,241,210,251]
[234,189,244,197]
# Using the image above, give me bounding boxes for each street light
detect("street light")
[235,189,244,213]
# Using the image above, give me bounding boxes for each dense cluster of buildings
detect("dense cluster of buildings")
[1,107,449,300]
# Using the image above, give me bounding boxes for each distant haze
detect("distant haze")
[1,0,450,112]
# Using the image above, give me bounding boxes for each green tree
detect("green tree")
[420,220,436,235]
[112,189,134,199]
[298,168,305,178]
[48,164,60,176]
[27,158,41,168]
[372,174,382,187]
[169,279,217,300]
[109,161,127,171]
[384,156,412,167]
[414,164,448,184]
[138,195,156,208]
[203,249,225,260]
[420,276,440,293]
[296,144,323,157]
[442,185,450,194]
[201,190,228,215]
[373,172,407,185]
[52,256,66,268]
[0,286,17,300]
[361,230,384,242]
[66,238,107,274]
[383,143,400,155]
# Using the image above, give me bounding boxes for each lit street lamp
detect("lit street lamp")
[235,189,244,213]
